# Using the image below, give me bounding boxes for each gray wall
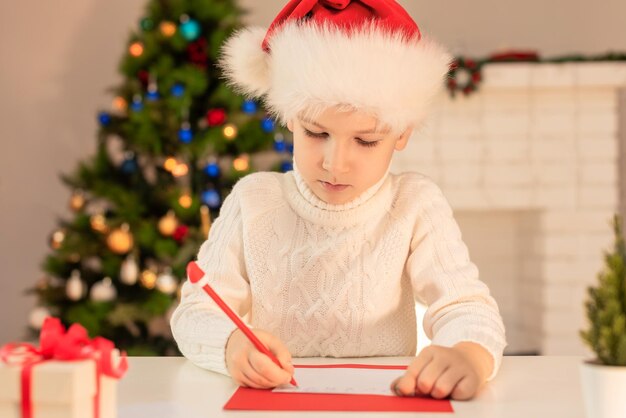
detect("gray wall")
[1,0,625,344]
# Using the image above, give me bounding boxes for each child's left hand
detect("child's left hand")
[390,342,494,401]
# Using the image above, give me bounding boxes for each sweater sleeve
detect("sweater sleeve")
[406,181,507,381]
[170,185,250,376]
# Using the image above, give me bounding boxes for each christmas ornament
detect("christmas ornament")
[159,21,176,37]
[90,213,108,233]
[233,154,250,171]
[112,96,127,111]
[83,256,103,272]
[106,223,134,254]
[163,157,177,172]
[187,38,208,69]
[158,211,178,236]
[120,151,138,174]
[200,205,211,237]
[49,229,66,250]
[140,268,157,289]
[223,123,237,140]
[156,268,178,294]
[29,306,52,329]
[206,108,226,126]
[146,74,159,101]
[180,15,201,41]
[261,117,275,133]
[129,41,144,57]
[281,160,293,172]
[178,192,193,209]
[65,269,85,301]
[90,277,117,302]
[98,112,111,126]
[173,225,189,243]
[171,162,189,177]
[204,160,220,178]
[201,189,221,209]
[140,17,154,31]
[274,137,286,152]
[69,190,86,212]
[131,94,144,112]
[171,83,185,97]
[447,57,482,97]
[178,122,193,143]
[120,254,139,285]
[242,100,257,114]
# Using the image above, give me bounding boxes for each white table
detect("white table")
[118,356,587,418]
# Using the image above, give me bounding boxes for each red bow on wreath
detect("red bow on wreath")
[0,317,128,418]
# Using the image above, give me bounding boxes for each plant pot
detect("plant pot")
[580,360,626,418]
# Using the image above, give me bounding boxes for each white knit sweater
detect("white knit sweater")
[170,165,507,380]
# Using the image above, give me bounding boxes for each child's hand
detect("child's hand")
[225,328,295,389]
[391,342,494,400]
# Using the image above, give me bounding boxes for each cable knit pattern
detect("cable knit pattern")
[170,166,507,380]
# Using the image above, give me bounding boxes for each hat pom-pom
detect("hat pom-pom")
[218,27,271,98]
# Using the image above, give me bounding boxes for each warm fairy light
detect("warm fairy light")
[178,193,192,208]
[233,155,249,171]
[112,96,127,111]
[172,163,189,177]
[129,42,144,57]
[223,123,237,140]
[163,157,177,172]
[90,214,108,233]
[140,269,157,289]
[160,21,176,37]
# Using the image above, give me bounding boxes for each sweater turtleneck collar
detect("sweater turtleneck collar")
[283,159,393,227]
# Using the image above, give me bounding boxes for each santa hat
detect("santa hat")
[218,0,452,135]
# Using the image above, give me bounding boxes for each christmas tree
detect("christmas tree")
[580,215,626,366]
[29,0,293,355]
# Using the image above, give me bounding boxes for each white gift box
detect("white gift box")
[0,358,117,418]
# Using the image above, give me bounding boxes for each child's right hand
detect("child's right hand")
[225,328,295,388]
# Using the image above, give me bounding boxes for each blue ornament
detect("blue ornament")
[121,156,138,174]
[98,112,111,126]
[201,189,221,208]
[280,160,293,172]
[171,83,185,97]
[261,117,275,133]
[273,139,286,152]
[178,126,193,143]
[180,19,201,41]
[146,89,159,101]
[204,162,220,178]
[286,142,294,154]
[131,96,143,111]
[241,100,257,114]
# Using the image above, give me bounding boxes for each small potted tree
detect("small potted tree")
[580,215,626,418]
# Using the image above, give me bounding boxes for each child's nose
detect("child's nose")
[322,140,350,174]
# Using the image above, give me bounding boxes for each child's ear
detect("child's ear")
[287,119,294,132]
[394,125,413,151]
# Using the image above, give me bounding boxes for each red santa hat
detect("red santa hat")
[218,0,452,135]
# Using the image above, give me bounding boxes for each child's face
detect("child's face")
[288,107,412,205]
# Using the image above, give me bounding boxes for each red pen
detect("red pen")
[186,261,298,387]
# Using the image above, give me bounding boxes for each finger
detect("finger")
[249,350,293,386]
[394,350,435,396]
[243,359,280,388]
[415,357,449,396]
[430,367,465,399]
[232,370,263,389]
[265,339,294,374]
[451,375,479,401]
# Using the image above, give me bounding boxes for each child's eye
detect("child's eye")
[303,129,379,148]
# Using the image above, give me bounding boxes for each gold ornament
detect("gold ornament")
[160,21,176,37]
[163,157,177,172]
[223,123,238,140]
[49,229,66,250]
[172,163,189,177]
[140,268,157,289]
[178,192,192,209]
[158,211,178,236]
[200,205,212,237]
[69,190,86,212]
[106,223,134,254]
[112,96,127,111]
[233,154,250,171]
[90,214,108,233]
[129,41,144,57]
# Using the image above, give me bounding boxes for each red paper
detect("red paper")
[224,364,454,412]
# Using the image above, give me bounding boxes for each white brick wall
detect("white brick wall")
[391,62,626,356]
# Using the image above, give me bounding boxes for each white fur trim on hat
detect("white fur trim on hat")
[218,20,452,135]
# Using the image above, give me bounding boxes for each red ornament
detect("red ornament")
[206,108,227,126]
[173,225,189,242]
[187,38,208,69]
[138,70,150,87]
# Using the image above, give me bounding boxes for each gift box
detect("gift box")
[0,317,128,418]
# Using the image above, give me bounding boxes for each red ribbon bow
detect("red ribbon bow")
[0,317,128,418]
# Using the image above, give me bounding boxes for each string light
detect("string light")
[172,163,189,177]
[223,123,237,140]
[129,42,144,57]
[112,96,127,111]
[178,192,192,208]
[233,154,250,171]
[160,21,176,37]
[163,157,177,172]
